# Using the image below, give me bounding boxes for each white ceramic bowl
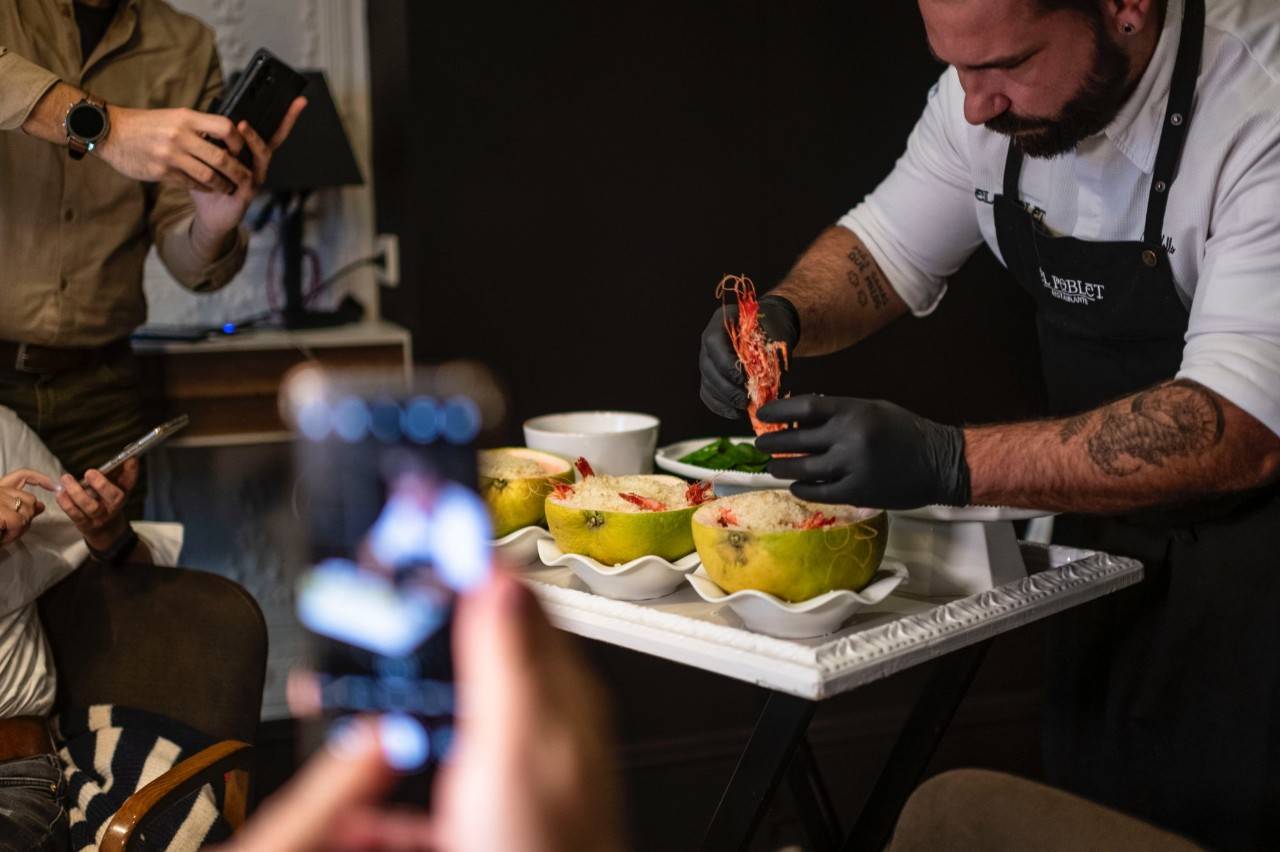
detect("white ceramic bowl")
[491,525,553,567]
[537,538,699,601]
[523,411,660,476]
[685,560,910,638]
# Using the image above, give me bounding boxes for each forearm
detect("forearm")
[19,81,83,145]
[770,226,910,356]
[966,380,1280,513]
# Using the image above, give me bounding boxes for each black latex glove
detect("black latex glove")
[699,295,801,419]
[755,394,971,509]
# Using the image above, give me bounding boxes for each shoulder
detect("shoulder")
[1198,0,1280,159]
[134,0,218,58]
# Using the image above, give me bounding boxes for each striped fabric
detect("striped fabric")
[53,705,232,851]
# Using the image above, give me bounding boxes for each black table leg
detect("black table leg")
[701,691,817,852]
[842,639,992,852]
[788,736,842,852]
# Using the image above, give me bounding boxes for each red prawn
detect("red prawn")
[717,274,790,436]
[797,511,838,530]
[575,457,596,478]
[551,482,575,500]
[619,492,667,511]
[685,480,714,506]
[715,506,740,528]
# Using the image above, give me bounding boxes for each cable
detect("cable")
[303,253,385,306]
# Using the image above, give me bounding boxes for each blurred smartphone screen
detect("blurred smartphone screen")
[282,364,503,795]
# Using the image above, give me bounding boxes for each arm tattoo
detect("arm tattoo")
[1080,380,1226,477]
[845,247,892,312]
[1058,412,1091,443]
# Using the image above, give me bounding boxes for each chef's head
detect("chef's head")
[919,0,1164,158]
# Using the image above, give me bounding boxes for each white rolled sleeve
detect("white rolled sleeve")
[837,69,985,316]
[1178,113,1280,438]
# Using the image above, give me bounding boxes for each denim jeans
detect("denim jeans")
[0,754,68,852]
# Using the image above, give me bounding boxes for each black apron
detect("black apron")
[993,0,1280,847]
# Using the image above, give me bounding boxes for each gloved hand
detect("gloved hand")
[755,395,971,509]
[699,294,801,419]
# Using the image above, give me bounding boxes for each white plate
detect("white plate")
[536,538,701,601]
[893,505,1053,522]
[492,526,553,566]
[654,437,793,495]
[685,560,909,638]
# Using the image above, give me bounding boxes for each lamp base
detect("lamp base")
[281,296,365,331]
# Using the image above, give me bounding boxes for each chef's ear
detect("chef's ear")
[1106,0,1158,37]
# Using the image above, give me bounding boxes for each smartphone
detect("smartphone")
[82,415,189,485]
[216,48,307,165]
[282,364,505,800]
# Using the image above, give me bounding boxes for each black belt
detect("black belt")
[0,338,132,377]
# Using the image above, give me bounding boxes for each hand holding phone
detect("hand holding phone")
[215,49,308,167]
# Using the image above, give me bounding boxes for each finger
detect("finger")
[269,96,308,149]
[0,469,56,492]
[56,490,90,528]
[188,111,243,151]
[82,470,125,514]
[189,133,253,187]
[330,807,436,851]
[59,474,103,521]
[172,155,229,194]
[453,567,542,734]
[702,309,744,381]
[113,458,140,494]
[767,450,844,483]
[755,426,832,457]
[756,394,834,426]
[790,476,866,506]
[240,120,272,184]
[230,717,395,852]
[699,346,747,410]
[0,508,20,545]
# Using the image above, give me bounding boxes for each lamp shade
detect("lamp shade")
[262,70,364,191]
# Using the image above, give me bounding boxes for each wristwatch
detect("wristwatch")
[64,96,110,160]
[88,526,138,567]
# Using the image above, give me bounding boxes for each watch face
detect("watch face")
[69,104,106,140]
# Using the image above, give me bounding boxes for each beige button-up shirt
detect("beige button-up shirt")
[0,0,247,347]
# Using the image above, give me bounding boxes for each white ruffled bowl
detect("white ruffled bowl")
[536,538,700,601]
[685,559,910,638]
[492,525,553,566]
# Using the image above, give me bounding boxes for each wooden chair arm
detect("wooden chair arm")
[100,739,253,852]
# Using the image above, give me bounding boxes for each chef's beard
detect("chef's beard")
[986,19,1135,158]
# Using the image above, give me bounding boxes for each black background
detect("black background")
[361,2,1052,847]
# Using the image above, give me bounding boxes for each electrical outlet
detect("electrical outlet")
[376,233,400,288]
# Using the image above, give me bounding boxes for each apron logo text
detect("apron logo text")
[1039,269,1106,305]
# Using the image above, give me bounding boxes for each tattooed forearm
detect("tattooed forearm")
[845,246,892,312]
[1062,380,1226,477]
[1058,412,1091,443]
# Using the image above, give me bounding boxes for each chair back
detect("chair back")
[38,561,267,744]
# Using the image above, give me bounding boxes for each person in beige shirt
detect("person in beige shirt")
[0,0,304,510]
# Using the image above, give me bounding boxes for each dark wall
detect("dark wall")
[366,3,1049,848]
[369,1,1046,444]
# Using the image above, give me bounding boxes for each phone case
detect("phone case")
[217,48,307,165]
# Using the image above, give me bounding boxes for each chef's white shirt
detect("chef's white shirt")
[840,0,1280,436]
[0,408,181,718]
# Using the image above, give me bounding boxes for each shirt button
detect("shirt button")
[63,209,75,223]
[59,278,69,291]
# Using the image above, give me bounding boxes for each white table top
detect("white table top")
[524,544,1142,700]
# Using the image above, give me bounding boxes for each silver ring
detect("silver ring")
[12,497,20,512]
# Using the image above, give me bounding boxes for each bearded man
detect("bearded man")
[699,0,1280,846]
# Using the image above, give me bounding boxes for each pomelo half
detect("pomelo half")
[544,472,713,565]
[692,490,888,602]
[479,447,574,538]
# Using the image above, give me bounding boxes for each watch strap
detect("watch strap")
[88,525,139,566]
